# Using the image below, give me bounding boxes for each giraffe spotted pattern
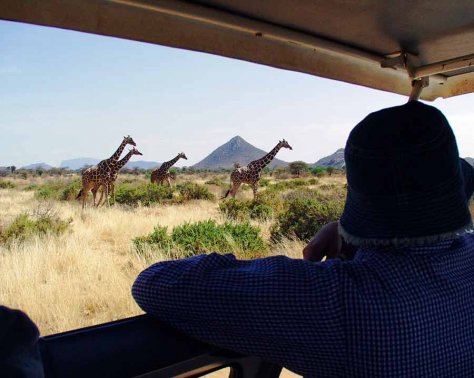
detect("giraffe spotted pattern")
[78,135,136,208]
[151,152,187,187]
[223,139,292,199]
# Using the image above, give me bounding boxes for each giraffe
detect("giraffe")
[94,147,143,206]
[151,152,187,187]
[222,139,292,199]
[77,135,136,209]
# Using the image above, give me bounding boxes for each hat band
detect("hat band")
[339,221,474,248]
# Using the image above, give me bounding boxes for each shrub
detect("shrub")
[0,180,16,189]
[115,183,173,206]
[308,178,318,185]
[204,178,226,187]
[267,179,309,192]
[255,189,284,212]
[33,181,79,201]
[270,198,343,242]
[133,220,267,259]
[23,184,38,191]
[133,226,172,254]
[289,161,309,177]
[60,180,82,201]
[219,199,273,221]
[35,185,60,200]
[309,166,327,177]
[175,182,215,201]
[0,211,72,246]
[259,178,270,187]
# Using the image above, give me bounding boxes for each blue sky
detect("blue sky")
[1,20,473,168]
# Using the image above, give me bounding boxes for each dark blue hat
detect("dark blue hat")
[340,101,473,247]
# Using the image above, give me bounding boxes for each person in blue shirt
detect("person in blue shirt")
[132,101,474,377]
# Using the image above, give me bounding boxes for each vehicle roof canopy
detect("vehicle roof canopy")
[2,0,474,100]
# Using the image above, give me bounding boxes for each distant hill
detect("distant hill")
[60,158,100,170]
[124,161,160,170]
[61,158,160,170]
[21,162,54,171]
[313,148,345,168]
[193,136,288,170]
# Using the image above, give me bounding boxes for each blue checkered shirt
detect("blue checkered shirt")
[132,234,474,377]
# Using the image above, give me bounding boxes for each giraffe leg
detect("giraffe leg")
[105,185,110,207]
[167,175,172,188]
[111,183,116,204]
[81,183,93,210]
[81,188,87,210]
[97,185,106,207]
[93,186,101,207]
[251,183,258,199]
[230,182,241,198]
[222,181,235,199]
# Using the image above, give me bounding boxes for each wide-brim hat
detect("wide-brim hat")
[339,101,473,247]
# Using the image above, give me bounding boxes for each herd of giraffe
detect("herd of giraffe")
[78,136,292,208]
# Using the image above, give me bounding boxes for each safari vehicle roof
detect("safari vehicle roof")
[1,0,474,101]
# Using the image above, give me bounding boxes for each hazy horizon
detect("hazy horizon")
[1,20,473,168]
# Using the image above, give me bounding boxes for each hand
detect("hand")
[303,221,342,262]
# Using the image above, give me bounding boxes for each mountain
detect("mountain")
[61,158,160,170]
[465,157,474,167]
[123,161,160,170]
[193,136,288,170]
[21,162,54,171]
[60,158,100,170]
[313,148,345,168]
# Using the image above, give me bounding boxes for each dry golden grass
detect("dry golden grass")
[0,188,228,335]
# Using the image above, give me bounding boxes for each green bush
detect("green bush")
[282,186,346,203]
[115,183,173,206]
[0,180,16,189]
[0,211,72,246]
[35,185,60,200]
[309,166,327,177]
[31,181,81,201]
[23,184,38,191]
[219,199,273,221]
[175,182,215,201]
[270,197,344,242]
[204,178,226,187]
[259,178,270,187]
[267,179,309,192]
[60,180,82,201]
[133,226,172,254]
[133,220,267,259]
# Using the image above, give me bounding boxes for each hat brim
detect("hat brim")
[340,158,474,247]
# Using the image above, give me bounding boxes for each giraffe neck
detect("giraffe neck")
[251,144,282,171]
[161,155,181,171]
[108,140,128,162]
[112,151,134,173]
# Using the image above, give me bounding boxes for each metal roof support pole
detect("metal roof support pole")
[408,77,429,102]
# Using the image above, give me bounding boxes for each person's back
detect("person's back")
[341,236,474,376]
[132,101,474,377]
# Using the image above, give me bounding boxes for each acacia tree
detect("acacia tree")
[289,161,308,177]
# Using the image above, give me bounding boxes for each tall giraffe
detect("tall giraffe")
[78,135,136,208]
[151,152,187,187]
[94,147,143,206]
[223,139,292,199]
